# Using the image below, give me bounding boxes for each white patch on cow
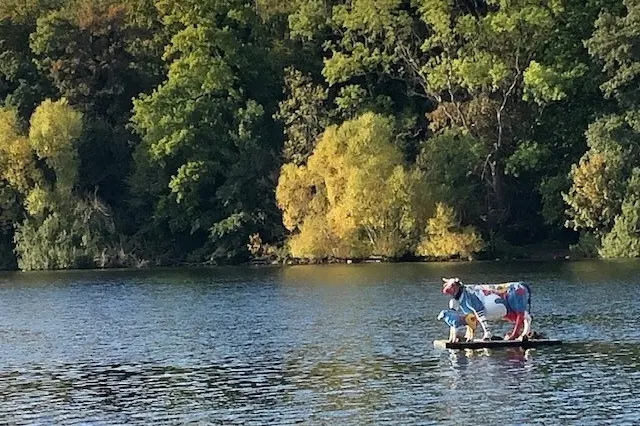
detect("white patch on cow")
[480,293,508,319]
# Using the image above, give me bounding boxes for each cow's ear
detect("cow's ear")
[442,277,448,282]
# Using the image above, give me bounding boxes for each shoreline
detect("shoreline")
[3,255,637,273]
[0,242,580,272]
[249,241,574,266]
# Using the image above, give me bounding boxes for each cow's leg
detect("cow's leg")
[464,325,474,342]
[449,326,457,342]
[522,312,532,337]
[476,314,493,340]
[505,312,524,340]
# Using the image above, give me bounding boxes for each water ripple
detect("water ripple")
[0,263,638,424]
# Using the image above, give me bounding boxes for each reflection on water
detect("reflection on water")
[0,261,639,424]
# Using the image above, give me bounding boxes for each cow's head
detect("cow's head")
[442,277,462,296]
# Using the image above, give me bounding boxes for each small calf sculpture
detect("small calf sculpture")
[442,277,532,341]
[437,309,477,342]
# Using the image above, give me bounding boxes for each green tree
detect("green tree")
[30,1,159,123]
[0,107,35,268]
[275,67,329,165]
[0,99,116,270]
[14,199,115,270]
[29,0,166,209]
[563,118,633,235]
[0,182,20,269]
[0,0,59,121]
[565,0,640,256]
[289,0,429,156]
[527,0,619,233]
[416,128,486,226]
[600,169,640,258]
[417,0,569,236]
[586,0,639,110]
[130,0,284,263]
[316,0,591,242]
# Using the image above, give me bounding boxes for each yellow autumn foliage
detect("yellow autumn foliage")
[416,203,484,260]
[0,108,41,194]
[287,215,357,259]
[563,151,619,233]
[276,162,327,231]
[29,98,83,193]
[24,185,51,217]
[276,112,432,259]
[0,100,83,202]
[0,100,84,216]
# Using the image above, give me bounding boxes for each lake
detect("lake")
[0,260,639,425]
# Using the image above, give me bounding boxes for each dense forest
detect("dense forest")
[0,0,638,270]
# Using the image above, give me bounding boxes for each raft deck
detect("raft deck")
[433,339,562,350]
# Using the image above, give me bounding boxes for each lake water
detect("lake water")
[0,261,639,425]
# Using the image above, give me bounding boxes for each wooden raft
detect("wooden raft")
[433,338,563,350]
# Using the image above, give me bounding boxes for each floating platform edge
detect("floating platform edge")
[433,339,563,350]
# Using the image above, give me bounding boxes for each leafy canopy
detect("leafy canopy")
[277,112,432,259]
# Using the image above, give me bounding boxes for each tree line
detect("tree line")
[0,0,638,270]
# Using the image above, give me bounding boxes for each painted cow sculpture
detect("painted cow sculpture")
[437,309,477,342]
[442,277,532,341]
